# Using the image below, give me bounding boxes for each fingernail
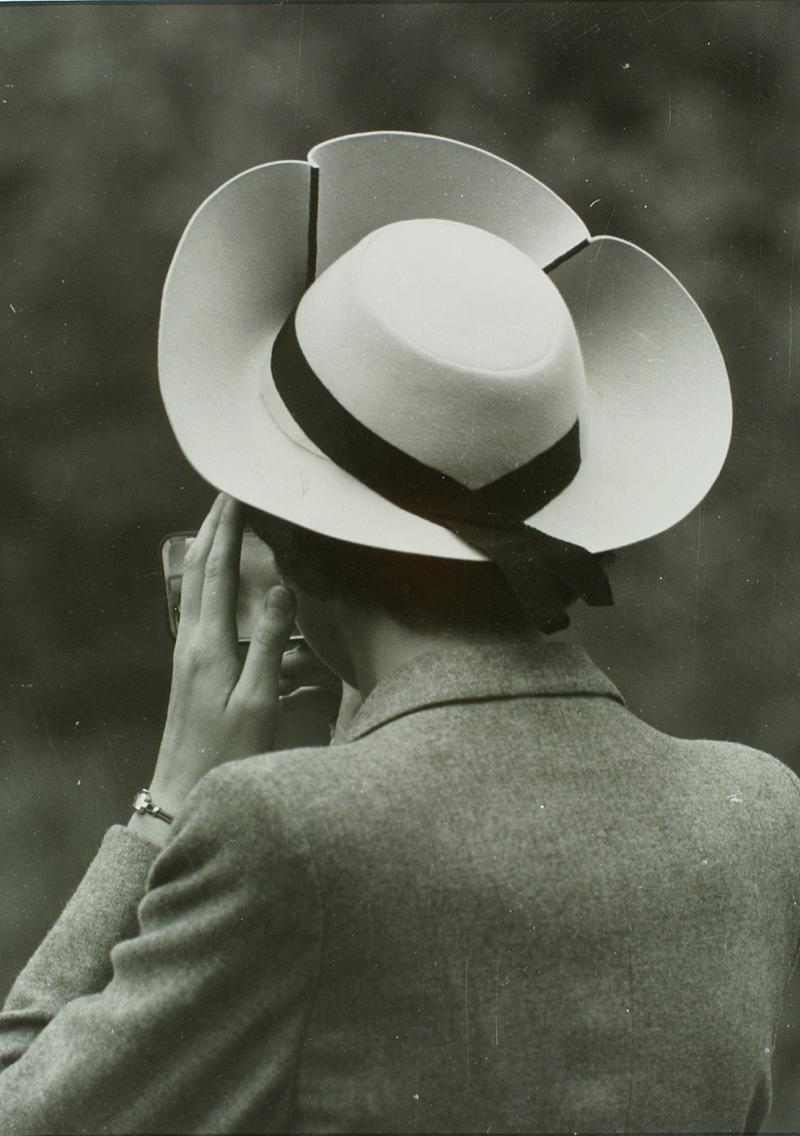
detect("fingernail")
[267,585,293,613]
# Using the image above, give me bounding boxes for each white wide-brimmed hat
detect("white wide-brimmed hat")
[159,131,731,628]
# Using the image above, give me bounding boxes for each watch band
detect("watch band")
[132,788,174,825]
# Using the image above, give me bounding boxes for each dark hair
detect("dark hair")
[245,508,603,636]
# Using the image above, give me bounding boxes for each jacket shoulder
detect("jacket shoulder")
[675,734,800,801]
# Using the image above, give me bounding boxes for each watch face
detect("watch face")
[132,789,150,813]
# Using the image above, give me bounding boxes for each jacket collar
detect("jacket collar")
[337,638,625,743]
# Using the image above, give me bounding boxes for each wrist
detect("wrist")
[128,809,172,849]
[147,772,197,816]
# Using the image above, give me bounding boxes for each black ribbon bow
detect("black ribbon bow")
[269,310,612,633]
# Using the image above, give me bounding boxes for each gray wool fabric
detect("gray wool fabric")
[2,639,800,1134]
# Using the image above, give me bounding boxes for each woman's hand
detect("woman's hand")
[131,494,297,844]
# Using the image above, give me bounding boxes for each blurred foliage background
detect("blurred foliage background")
[1,0,800,1124]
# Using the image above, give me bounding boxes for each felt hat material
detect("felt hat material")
[159,131,731,558]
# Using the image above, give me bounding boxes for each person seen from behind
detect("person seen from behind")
[1,132,797,1134]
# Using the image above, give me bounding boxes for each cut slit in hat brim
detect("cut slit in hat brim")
[158,131,732,559]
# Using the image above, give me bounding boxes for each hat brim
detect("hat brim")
[159,132,731,558]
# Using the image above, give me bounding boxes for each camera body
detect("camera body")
[160,531,302,644]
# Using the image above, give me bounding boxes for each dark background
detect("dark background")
[2,0,800,1125]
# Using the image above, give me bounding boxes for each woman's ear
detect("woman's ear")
[291,583,360,690]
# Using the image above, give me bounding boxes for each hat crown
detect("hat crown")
[359,220,566,372]
[291,219,585,489]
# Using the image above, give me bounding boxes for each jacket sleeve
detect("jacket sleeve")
[0,763,323,1135]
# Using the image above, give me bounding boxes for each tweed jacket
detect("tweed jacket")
[2,639,800,1135]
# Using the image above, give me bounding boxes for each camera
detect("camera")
[160,530,303,644]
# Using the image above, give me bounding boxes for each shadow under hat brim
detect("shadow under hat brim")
[159,132,731,558]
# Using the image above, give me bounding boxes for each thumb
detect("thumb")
[237,585,297,703]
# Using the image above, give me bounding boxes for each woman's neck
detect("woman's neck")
[343,607,538,698]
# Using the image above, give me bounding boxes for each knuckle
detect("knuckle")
[251,625,274,650]
[204,554,226,580]
[252,612,283,648]
[253,607,276,636]
[176,637,209,674]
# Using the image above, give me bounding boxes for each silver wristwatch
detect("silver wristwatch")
[132,788,174,825]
